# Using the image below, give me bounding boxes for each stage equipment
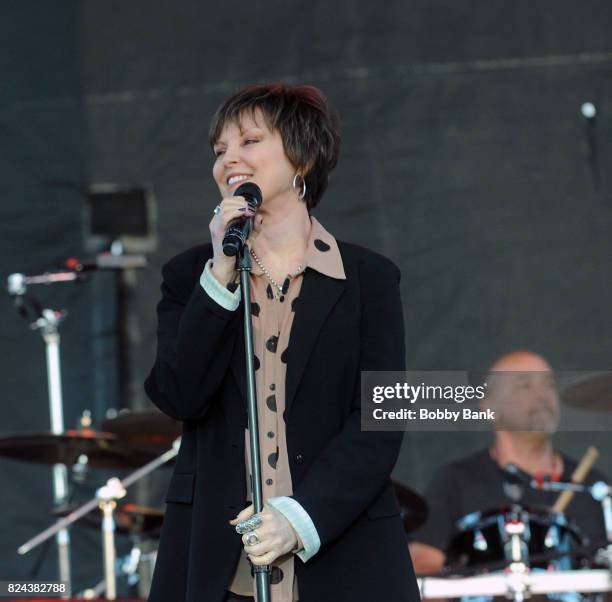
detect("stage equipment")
[531,478,612,570]
[418,569,612,600]
[102,411,181,446]
[17,440,179,600]
[6,257,147,593]
[447,506,586,571]
[0,431,157,469]
[232,183,271,601]
[86,184,156,254]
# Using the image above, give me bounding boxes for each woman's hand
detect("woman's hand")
[229,503,303,565]
[209,196,263,285]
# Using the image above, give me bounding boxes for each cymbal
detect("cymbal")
[392,479,428,533]
[0,430,158,469]
[53,502,164,538]
[102,411,181,446]
[561,372,612,411]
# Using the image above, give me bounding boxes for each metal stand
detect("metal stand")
[38,310,72,589]
[236,243,271,602]
[97,478,127,600]
[7,271,74,589]
[18,441,179,599]
[7,263,146,598]
[503,512,529,602]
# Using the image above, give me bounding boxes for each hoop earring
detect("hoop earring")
[292,173,307,200]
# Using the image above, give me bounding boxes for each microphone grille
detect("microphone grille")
[234,182,262,208]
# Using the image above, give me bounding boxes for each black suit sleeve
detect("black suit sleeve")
[292,254,406,551]
[144,254,241,422]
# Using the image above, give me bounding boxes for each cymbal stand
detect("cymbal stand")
[97,478,126,600]
[18,440,180,599]
[7,273,74,590]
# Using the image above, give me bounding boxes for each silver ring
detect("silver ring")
[235,514,262,534]
[246,532,260,546]
[213,204,221,215]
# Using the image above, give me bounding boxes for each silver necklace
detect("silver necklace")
[249,248,303,300]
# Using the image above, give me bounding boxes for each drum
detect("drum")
[447,505,587,572]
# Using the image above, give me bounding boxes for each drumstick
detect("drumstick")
[552,446,598,514]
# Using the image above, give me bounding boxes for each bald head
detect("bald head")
[484,350,560,433]
[489,350,553,373]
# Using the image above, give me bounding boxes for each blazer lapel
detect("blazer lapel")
[285,269,346,418]
[230,270,347,415]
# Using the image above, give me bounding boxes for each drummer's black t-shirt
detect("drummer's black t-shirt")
[410,448,608,557]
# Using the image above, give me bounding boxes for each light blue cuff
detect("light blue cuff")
[200,259,241,311]
[267,496,321,562]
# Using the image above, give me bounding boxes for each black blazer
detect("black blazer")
[144,240,420,602]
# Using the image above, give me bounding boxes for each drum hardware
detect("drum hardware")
[74,545,157,601]
[418,569,612,600]
[117,537,157,590]
[431,540,608,580]
[7,272,75,591]
[443,476,612,602]
[1,421,172,597]
[0,431,160,469]
[7,262,158,599]
[471,529,486,551]
[504,516,529,572]
[98,478,127,600]
[505,565,529,602]
[52,503,165,540]
[120,538,143,587]
[102,410,181,447]
[531,478,612,570]
[73,544,151,602]
[18,439,180,599]
[7,257,147,592]
[449,506,587,574]
[6,271,118,592]
[71,413,95,485]
[544,523,559,549]
[76,578,107,600]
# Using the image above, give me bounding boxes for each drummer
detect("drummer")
[408,350,608,574]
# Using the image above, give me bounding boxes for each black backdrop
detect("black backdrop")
[1,0,611,589]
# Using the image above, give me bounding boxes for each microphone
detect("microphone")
[501,463,529,502]
[502,463,530,485]
[222,182,263,256]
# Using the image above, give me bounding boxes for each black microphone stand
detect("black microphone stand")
[236,240,271,602]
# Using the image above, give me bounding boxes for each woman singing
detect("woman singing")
[145,83,420,602]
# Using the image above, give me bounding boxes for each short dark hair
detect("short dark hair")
[209,83,341,210]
